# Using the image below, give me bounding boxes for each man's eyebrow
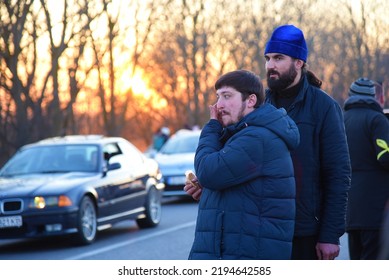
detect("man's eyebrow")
[217,88,235,94]
[267,53,285,58]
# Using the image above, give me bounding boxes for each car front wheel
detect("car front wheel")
[136,186,162,228]
[75,196,97,245]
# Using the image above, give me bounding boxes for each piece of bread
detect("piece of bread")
[185,170,200,189]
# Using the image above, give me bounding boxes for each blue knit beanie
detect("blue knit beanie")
[348,78,376,97]
[264,25,308,62]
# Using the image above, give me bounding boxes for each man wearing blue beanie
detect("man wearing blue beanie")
[264,25,351,260]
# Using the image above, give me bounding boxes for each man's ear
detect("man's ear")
[247,94,257,108]
[295,59,304,69]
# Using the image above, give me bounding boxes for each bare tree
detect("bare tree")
[0,0,100,164]
[88,0,162,144]
[1,0,389,166]
[0,0,35,162]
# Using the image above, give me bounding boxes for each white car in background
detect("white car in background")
[154,129,201,197]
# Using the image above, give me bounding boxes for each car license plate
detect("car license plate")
[0,215,23,228]
[167,176,186,185]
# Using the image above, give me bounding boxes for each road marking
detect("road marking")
[65,220,196,260]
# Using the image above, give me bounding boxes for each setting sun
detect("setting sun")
[120,69,168,109]
[126,70,153,98]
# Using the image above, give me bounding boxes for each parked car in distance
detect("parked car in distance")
[0,135,165,245]
[154,129,201,197]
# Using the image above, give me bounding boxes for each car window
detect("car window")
[0,148,44,176]
[103,143,122,160]
[64,146,100,172]
[0,144,100,176]
[118,140,144,165]
[159,133,200,154]
[104,140,145,175]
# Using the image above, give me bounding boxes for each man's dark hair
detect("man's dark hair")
[215,70,265,108]
[302,65,322,88]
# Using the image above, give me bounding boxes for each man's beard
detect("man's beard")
[267,64,298,91]
[222,101,247,127]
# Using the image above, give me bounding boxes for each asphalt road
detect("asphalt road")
[0,197,196,260]
[0,196,350,260]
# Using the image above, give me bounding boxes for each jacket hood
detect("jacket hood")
[222,103,300,150]
[344,95,383,113]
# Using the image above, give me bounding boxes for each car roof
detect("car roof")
[172,129,201,137]
[23,135,127,148]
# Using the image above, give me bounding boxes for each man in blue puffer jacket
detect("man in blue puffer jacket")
[188,69,300,260]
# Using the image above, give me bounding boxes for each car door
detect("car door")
[102,141,147,218]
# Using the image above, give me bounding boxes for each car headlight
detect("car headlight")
[29,195,73,209]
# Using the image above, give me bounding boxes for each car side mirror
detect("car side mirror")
[107,162,121,171]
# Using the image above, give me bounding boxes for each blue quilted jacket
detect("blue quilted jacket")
[189,103,300,259]
[266,75,351,244]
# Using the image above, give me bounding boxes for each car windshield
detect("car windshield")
[0,144,100,176]
[159,133,200,154]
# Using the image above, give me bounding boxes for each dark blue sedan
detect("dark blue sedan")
[0,135,165,245]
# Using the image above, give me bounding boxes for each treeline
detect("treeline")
[1,0,388,165]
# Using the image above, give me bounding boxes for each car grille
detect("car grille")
[1,199,23,214]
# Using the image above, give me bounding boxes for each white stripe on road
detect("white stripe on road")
[65,220,196,260]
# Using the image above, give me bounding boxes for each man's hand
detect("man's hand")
[183,173,202,201]
[316,243,340,260]
[209,103,219,120]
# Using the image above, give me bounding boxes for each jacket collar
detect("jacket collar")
[219,118,249,143]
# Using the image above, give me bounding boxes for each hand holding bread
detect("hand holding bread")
[185,170,201,189]
[184,170,202,201]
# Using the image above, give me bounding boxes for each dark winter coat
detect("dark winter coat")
[344,95,389,230]
[189,103,300,260]
[266,75,351,244]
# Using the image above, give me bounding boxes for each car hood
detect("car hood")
[0,172,100,196]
